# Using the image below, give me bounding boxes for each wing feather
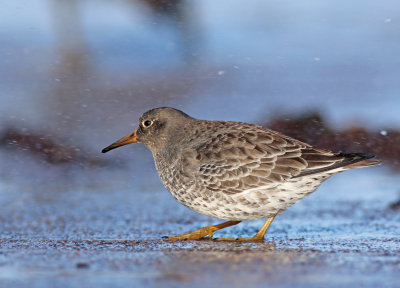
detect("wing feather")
[181,122,308,195]
[179,121,377,196]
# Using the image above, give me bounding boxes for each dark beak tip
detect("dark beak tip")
[101,147,110,153]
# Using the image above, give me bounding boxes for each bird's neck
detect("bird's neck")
[154,123,197,164]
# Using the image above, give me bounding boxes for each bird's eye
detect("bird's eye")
[143,120,153,127]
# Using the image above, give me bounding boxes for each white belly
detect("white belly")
[165,176,325,220]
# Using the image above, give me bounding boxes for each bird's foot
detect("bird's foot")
[162,226,218,241]
[162,220,241,241]
[213,236,265,242]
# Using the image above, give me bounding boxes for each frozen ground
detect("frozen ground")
[1,152,399,287]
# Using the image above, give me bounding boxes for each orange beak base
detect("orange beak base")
[102,130,139,153]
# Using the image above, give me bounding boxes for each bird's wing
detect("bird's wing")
[182,122,309,195]
[182,121,369,195]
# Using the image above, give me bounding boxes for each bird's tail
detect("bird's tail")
[339,152,382,169]
[295,150,382,177]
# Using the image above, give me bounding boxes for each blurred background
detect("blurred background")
[0,0,399,208]
[0,1,399,286]
[1,0,399,189]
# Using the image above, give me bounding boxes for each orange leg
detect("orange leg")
[163,220,241,241]
[215,216,275,242]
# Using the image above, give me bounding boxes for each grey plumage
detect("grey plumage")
[102,107,381,240]
[104,107,380,221]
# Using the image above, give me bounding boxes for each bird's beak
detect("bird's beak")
[102,129,140,153]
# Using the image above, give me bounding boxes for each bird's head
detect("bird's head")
[102,107,193,154]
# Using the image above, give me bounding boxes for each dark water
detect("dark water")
[1,0,399,287]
